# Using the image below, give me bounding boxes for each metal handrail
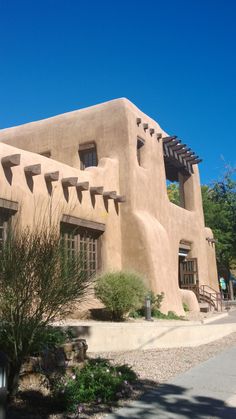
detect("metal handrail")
[199,285,222,311]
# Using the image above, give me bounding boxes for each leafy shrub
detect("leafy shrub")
[152,309,182,320]
[53,358,137,412]
[94,271,147,321]
[30,326,68,355]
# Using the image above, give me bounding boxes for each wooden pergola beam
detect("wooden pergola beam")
[191,158,202,165]
[172,143,186,151]
[24,164,41,176]
[1,154,21,167]
[175,147,191,155]
[165,139,179,148]
[162,136,177,144]
[44,171,59,182]
[61,177,78,187]
[185,155,198,162]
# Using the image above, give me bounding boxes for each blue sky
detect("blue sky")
[0,0,235,184]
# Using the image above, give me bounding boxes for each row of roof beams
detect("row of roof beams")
[1,154,126,203]
[136,117,202,174]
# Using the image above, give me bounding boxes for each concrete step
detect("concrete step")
[199,302,210,313]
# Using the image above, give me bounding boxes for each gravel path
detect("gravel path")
[89,332,236,384]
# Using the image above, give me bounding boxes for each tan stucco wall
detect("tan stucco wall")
[0,98,219,315]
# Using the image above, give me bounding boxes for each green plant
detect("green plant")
[0,226,93,396]
[183,302,189,312]
[152,309,182,320]
[152,292,165,311]
[30,326,68,355]
[129,291,165,319]
[94,271,147,321]
[53,358,137,413]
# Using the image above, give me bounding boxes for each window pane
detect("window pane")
[79,147,98,170]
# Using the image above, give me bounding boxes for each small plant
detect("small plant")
[53,358,137,413]
[151,291,165,311]
[95,271,147,321]
[183,302,189,312]
[152,309,182,320]
[29,326,67,355]
[129,291,165,318]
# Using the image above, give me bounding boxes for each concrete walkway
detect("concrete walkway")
[210,307,236,325]
[106,345,236,418]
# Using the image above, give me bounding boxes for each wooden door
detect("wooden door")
[180,258,199,289]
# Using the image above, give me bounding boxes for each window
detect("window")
[0,210,12,251]
[164,157,187,208]
[137,137,145,166]
[60,216,105,279]
[79,143,97,170]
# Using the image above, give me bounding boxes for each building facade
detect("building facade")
[0,98,218,315]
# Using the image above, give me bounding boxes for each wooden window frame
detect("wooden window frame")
[60,216,105,278]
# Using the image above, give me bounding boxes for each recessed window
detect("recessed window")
[164,157,187,208]
[79,143,97,170]
[0,208,14,251]
[137,137,145,166]
[60,216,104,279]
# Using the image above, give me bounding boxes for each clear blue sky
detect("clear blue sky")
[0,0,235,184]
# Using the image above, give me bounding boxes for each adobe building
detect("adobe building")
[0,98,219,315]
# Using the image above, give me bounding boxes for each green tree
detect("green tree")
[202,167,236,277]
[167,182,180,206]
[0,226,92,396]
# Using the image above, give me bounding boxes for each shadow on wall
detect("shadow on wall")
[110,382,236,418]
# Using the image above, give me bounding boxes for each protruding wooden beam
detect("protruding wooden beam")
[44,171,59,182]
[156,133,162,140]
[185,155,198,162]
[61,177,78,187]
[191,159,202,165]
[136,117,142,126]
[103,191,117,199]
[162,136,177,143]
[1,154,21,168]
[165,139,179,147]
[115,195,126,203]
[76,181,89,191]
[143,123,149,131]
[149,128,155,136]
[24,164,41,176]
[172,143,186,151]
[90,186,104,195]
[175,147,191,155]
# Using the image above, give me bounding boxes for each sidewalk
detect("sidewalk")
[105,345,236,418]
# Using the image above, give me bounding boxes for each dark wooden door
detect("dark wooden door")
[180,258,199,289]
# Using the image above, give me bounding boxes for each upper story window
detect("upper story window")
[79,143,97,170]
[137,137,145,166]
[60,215,105,279]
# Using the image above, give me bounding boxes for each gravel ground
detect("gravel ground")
[89,332,236,384]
